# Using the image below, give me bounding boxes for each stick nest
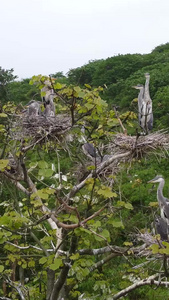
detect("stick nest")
[107,130,169,158]
[10,113,72,140]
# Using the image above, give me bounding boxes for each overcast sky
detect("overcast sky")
[1,0,169,79]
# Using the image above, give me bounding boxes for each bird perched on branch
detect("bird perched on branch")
[80,125,101,163]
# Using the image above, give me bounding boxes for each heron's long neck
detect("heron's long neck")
[138,88,144,104]
[144,77,150,102]
[157,180,165,204]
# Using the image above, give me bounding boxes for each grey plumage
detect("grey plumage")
[43,99,55,117]
[133,73,153,134]
[82,143,101,163]
[148,175,169,224]
[154,216,169,241]
[132,84,145,129]
[41,81,55,117]
[24,100,42,117]
[144,73,153,132]
[82,143,98,158]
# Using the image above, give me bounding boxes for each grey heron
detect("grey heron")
[148,175,169,224]
[82,143,101,162]
[154,216,169,241]
[144,73,153,133]
[133,74,153,134]
[132,84,145,129]
[41,80,56,104]
[24,100,42,117]
[80,125,102,163]
[43,98,55,117]
[41,81,56,117]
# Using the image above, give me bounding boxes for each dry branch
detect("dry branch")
[112,273,169,300]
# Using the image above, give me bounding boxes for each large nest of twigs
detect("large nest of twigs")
[107,130,169,159]
[74,130,169,185]
[10,113,72,140]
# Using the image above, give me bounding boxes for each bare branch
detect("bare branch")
[4,277,26,300]
[90,252,120,272]
[112,273,163,300]
[66,151,131,200]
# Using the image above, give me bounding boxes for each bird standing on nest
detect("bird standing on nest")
[41,80,56,118]
[24,100,42,118]
[133,73,153,134]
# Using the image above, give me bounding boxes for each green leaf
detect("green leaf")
[38,161,48,169]
[110,220,124,229]
[124,203,133,210]
[54,82,63,89]
[84,103,94,110]
[101,229,110,241]
[123,242,133,246]
[39,257,48,265]
[0,113,7,118]
[116,201,125,207]
[36,190,49,200]
[150,244,159,254]
[0,159,9,171]
[97,185,117,198]
[0,265,4,272]
[50,258,62,270]
[70,253,80,260]
[84,84,91,89]
[94,235,104,242]
[149,202,158,207]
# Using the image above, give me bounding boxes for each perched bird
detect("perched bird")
[24,100,42,118]
[41,81,56,117]
[148,175,169,224]
[144,73,153,132]
[41,80,55,104]
[82,143,101,162]
[43,98,55,117]
[132,84,145,129]
[133,73,153,134]
[154,216,169,241]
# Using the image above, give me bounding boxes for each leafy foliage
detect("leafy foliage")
[1,43,169,299]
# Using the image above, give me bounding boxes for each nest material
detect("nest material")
[74,130,169,185]
[9,113,72,140]
[107,130,169,158]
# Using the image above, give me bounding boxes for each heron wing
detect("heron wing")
[163,202,169,220]
[155,218,169,240]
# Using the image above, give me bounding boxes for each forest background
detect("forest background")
[0,42,169,299]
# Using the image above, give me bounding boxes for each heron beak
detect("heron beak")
[147,179,155,183]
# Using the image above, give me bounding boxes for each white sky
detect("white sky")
[1,0,169,79]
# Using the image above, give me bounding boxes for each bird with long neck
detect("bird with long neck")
[133,84,145,129]
[148,175,169,223]
[144,73,153,132]
[144,73,151,103]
